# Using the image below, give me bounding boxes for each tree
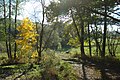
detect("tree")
[3,0,10,59]
[46,0,85,57]
[16,18,38,60]
[100,0,107,57]
[37,0,45,62]
[90,0,117,57]
[2,0,29,59]
[8,0,12,59]
[14,0,18,59]
[87,22,92,56]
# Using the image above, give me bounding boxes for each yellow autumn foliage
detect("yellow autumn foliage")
[31,51,38,58]
[16,17,38,59]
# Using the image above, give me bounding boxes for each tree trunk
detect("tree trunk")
[90,25,102,54]
[101,1,107,58]
[14,0,18,59]
[94,21,99,56]
[3,0,10,58]
[38,27,43,61]
[38,0,45,62]
[71,9,81,57]
[35,22,39,53]
[79,15,85,57]
[88,23,92,57]
[72,7,85,57]
[8,0,12,59]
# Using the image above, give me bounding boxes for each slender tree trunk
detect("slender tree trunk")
[38,27,43,61]
[94,21,99,56]
[3,0,10,58]
[8,0,12,59]
[90,15,102,55]
[35,22,39,53]
[38,0,45,62]
[79,15,85,57]
[41,24,57,52]
[71,8,85,57]
[88,23,92,56]
[14,0,18,59]
[71,10,81,44]
[101,1,107,58]
[90,25,102,54]
[71,9,82,57]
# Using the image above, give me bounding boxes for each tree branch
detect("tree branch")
[85,7,120,22]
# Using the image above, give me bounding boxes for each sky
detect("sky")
[111,5,120,19]
[17,0,52,22]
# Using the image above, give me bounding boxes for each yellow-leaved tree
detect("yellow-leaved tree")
[16,18,38,62]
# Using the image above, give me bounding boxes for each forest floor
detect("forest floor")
[0,53,120,80]
[59,53,120,80]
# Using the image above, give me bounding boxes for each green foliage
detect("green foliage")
[0,56,7,65]
[68,48,80,58]
[0,23,5,41]
[58,61,78,80]
[68,37,80,47]
[39,50,78,80]
[0,50,78,80]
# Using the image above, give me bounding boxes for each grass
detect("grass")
[0,50,78,80]
[0,40,120,80]
[68,44,120,56]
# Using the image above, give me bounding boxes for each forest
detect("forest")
[0,0,120,80]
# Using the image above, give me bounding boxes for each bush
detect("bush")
[39,50,78,80]
[0,56,7,65]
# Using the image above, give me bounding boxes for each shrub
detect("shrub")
[39,50,78,80]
